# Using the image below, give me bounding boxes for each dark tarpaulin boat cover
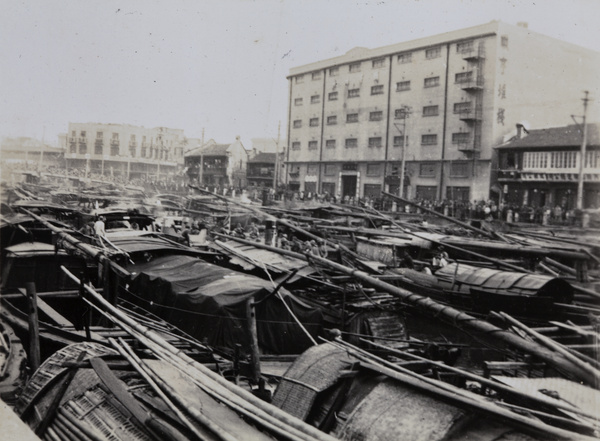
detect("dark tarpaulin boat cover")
[126,255,323,354]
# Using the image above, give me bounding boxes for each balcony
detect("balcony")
[456,135,481,153]
[129,141,137,148]
[459,77,484,91]
[457,106,482,121]
[110,140,120,147]
[460,45,485,61]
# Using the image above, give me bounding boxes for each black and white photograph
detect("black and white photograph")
[1,1,599,440]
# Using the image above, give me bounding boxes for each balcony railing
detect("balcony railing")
[460,45,485,61]
[459,77,484,91]
[457,107,483,121]
[456,135,481,152]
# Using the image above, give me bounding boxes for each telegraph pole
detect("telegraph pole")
[273,121,281,189]
[394,106,411,198]
[576,91,590,210]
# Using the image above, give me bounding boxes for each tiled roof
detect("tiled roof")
[249,152,276,163]
[186,143,230,157]
[497,123,600,150]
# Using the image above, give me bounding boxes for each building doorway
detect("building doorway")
[341,175,357,199]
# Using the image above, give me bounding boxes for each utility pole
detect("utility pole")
[394,106,411,198]
[273,121,281,189]
[577,91,590,210]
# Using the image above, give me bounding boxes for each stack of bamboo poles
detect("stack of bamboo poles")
[61,266,337,441]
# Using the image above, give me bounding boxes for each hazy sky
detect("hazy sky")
[1,0,599,146]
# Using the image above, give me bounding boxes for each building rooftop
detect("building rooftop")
[249,152,276,163]
[497,123,600,150]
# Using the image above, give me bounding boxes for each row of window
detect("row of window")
[294,43,468,84]
[71,131,155,143]
[292,71,477,107]
[290,132,470,150]
[293,101,473,128]
[522,151,595,170]
[293,34,504,84]
[294,162,470,179]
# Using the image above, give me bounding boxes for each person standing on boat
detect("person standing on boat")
[94,216,106,237]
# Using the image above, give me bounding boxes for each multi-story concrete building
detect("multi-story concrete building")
[65,123,186,181]
[285,21,600,203]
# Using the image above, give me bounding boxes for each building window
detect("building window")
[372,58,386,68]
[346,113,359,123]
[421,134,437,145]
[295,75,304,84]
[326,139,336,149]
[71,130,76,137]
[349,62,361,73]
[393,136,407,147]
[366,163,382,176]
[585,150,600,168]
[291,142,301,150]
[307,164,318,174]
[345,138,358,148]
[368,137,382,148]
[309,118,319,127]
[324,164,336,175]
[547,151,577,169]
[423,105,439,117]
[424,76,440,88]
[455,71,473,84]
[396,80,411,92]
[369,111,383,121]
[328,91,338,101]
[293,120,302,128]
[416,185,438,200]
[419,163,436,177]
[329,67,339,76]
[96,131,103,139]
[141,146,147,157]
[456,41,474,53]
[425,47,441,59]
[446,186,470,201]
[112,133,119,140]
[452,132,470,144]
[311,95,320,104]
[397,53,412,64]
[453,102,472,114]
[326,115,337,125]
[450,162,469,177]
[308,141,318,150]
[312,71,321,80]
[348,88,360,98]
[80,131,86,137]
[371,85,384,95]
[501,35,509,48]
[294,98,303,106]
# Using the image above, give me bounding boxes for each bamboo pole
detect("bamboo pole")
[108,338,221,441]
[25,282,41,372]
[245,298,261,383]
[61,267,338,441]
[498,312,600,386]
[330,338,597,441]
[212,235,598,386]
[362,339,600,422]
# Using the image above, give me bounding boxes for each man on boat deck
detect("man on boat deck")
[93,216,106,237]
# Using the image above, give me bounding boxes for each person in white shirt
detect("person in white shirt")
[94,216,106,237]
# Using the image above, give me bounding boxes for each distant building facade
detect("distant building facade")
[496,123,600,209]
[285,21,600,202]
[185,137,249,188]
[247,152,277,188]
[65,123,186,181]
